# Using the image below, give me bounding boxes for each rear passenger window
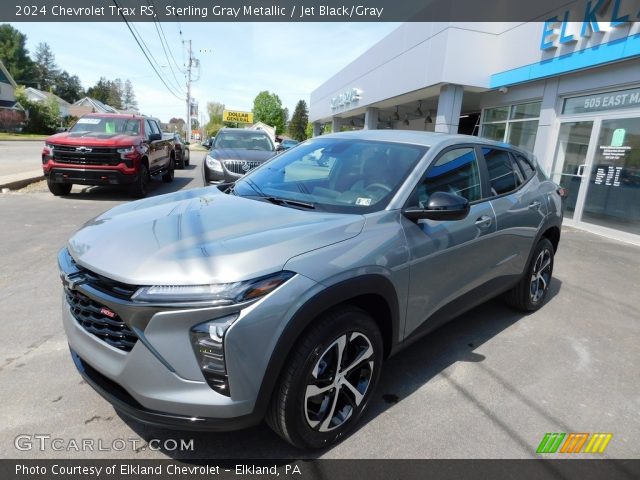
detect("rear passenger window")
[482,148,523,196]
[513,153,536,180]
[412,147,482,207]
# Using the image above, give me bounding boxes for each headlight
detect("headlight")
[190,313,238,395]
[117,146,135,154]
[130,271,295,305]
[45,143,54,150]
[205,155,223,173]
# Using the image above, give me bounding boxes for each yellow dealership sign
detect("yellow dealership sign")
[223,110,254,123]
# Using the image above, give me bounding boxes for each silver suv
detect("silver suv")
[59,131,563,449]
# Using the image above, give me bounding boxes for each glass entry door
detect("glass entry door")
[581,117,640,235]
[551,121,594,220]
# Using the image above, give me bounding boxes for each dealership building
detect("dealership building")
[309,6,640,244]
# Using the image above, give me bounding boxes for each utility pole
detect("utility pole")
[185,39,192,143]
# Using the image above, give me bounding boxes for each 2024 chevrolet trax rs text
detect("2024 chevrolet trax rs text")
[59,131,563,449]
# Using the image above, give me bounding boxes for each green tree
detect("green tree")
[252,91,285,134]
[0,24,34,83]
[32,42,59,90]
[15,86,60,134]
[107,78,123,109]
[205,101,224,135]
[305,121,330,139]
[54,71,84,103]
[122,79,138,110]
[288,100,308,141]
[86,77,111,104]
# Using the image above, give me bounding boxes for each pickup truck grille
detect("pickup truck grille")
[66,288,138,352]
[224,160,262,175]
[53,145,121,166]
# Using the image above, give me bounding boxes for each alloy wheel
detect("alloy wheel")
[304,332,375,432]
[530,248,552,303]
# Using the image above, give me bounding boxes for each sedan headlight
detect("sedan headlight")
[130,271,295,305]
[205,155,223,173]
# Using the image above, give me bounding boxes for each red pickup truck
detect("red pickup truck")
[42,113,176,198]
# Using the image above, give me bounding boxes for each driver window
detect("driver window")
[413,147,481,208]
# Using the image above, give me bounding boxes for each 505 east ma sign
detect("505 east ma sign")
[540,0,638,50]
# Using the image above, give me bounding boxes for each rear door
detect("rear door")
[478,147,547,277]
[402,145,499,337]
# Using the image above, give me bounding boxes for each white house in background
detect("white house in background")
[246,121,276,142]
[70,97,140,117]
[71,96,120,117]
[24,87,71,117]
[0,60,23,111]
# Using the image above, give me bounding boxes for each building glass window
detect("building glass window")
[481,101,541,152]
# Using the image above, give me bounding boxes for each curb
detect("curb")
[0,175,45,191]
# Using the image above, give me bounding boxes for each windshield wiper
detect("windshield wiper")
[265,197,316,210]
[242,178,315,209]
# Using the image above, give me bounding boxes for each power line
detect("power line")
[146,0,185,81]
[111,0,184,101]
[128,21,185,95]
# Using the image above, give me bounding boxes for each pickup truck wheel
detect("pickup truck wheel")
[47,179,72,196]
[504,237,554,312]
[162,157,175,183]
[184,150,190,167]
[129,164,149,198]
[266,306,383,449]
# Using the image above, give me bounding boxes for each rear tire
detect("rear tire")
[504,238,554,312]
[47,179,72,196]
[184,150,190,167]
[129,164,149,198]
[162,157,175,183]
[266,306,383,449]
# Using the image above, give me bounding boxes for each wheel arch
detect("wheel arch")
[252,274,400,418]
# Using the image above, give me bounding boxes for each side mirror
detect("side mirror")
[149,133,162,142]
[275,144,285,152]
[403,191,470,221]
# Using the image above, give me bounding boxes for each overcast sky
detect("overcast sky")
[14,22,400,123]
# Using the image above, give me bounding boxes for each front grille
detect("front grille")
[66,288,138,352]
[68,257,137,300]
[223,160,261,175]
[53,146,121,166]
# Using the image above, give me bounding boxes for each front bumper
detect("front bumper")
[59,249,319,427]
[70,349,259,431]
[45,167,137,186]
[203,165,242,184]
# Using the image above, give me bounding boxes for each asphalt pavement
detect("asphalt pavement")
[0,141,45,189]
[0,151,638,460]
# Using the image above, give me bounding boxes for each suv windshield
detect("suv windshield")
[213,131,274,151]
[69,117,141,136]
[234,138,427,213]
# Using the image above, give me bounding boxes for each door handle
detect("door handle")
[576,164,586,177]
[475,215,492,228]
[528,201,542,210]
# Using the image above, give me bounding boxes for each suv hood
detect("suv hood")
[210,148,275,163]
[47,132,139,147]
[68,187,364,286]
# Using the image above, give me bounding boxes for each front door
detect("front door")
[402,146,498,337]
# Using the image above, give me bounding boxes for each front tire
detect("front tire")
[47,179,72,196]
[129,164,149,198]
[162,157,175,183]
[267,306,383,449]
[505,237,554,311]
